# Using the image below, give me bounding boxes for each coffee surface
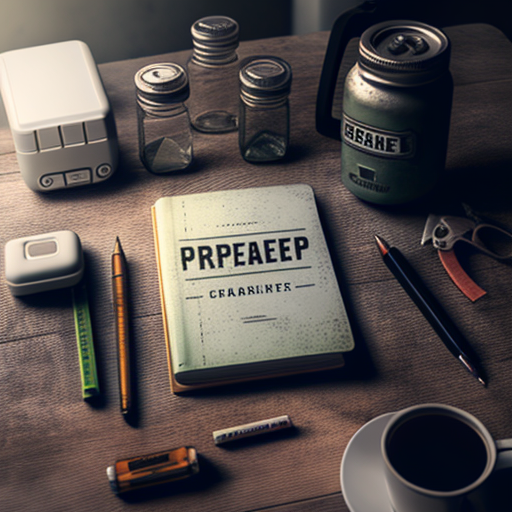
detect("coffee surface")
[387,414,489,492]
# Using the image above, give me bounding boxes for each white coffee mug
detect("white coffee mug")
[381,404,512,512]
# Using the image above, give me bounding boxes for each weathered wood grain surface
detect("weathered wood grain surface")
[0,25,511,512]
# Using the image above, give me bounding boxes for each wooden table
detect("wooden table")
[1,25,511,512]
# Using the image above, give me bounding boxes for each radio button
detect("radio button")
[85,119,107,142]
[61,123,85,146]
[96,163,112,178]
[37,127,62,151]
[64,169,91,186]
[39,173,65,190]
[14,132,38,153]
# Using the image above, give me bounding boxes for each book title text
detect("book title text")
[181,236,309,271]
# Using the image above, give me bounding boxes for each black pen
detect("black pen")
[374,235,486,386]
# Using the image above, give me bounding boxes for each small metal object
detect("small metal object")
[213,415,293,445]
[190,16,239,66]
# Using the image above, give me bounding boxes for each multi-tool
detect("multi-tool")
[421,212,512,301]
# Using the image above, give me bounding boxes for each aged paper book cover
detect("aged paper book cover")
[152,184,354,393]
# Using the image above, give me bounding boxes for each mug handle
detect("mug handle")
[469,438,512,510]
[315,1,380,140]
[495,438,512,471]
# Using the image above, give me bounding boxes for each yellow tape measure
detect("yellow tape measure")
[72,281,100,400]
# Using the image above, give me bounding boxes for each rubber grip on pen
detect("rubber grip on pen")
[438,249,486,302]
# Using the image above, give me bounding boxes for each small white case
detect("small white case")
[0,40,118,191]
[5,230,84,296]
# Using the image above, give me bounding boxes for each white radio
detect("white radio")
[0,40,118,191]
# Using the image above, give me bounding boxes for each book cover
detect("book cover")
[152,184,354,393]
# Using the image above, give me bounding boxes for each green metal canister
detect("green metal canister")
[341,20,453,204]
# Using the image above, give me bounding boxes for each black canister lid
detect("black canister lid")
[358,20,451,84]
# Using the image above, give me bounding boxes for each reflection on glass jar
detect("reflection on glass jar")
[239,56,292,163]
[135,63,193,174]
[187,16,239,134]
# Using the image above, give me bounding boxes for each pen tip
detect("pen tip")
[459,355,487,387]
[374,234,389,256]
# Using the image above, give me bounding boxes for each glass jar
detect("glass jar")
[187,16,239,133]
[135,63,193,174]
[239,56,292,163]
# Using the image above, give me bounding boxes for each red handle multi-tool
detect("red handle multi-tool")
[421,214,512,302]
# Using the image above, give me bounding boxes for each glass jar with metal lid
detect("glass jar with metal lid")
[135,62,193,174]
[341,20,453,204]
[239,56,292,163]
[187,16,240,133]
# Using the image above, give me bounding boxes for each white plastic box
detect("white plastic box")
[5,230,84,296]
[0,40,118,191]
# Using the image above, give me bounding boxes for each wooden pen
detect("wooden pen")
[112,237,132,416]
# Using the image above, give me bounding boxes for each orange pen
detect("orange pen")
[112,237,131,416]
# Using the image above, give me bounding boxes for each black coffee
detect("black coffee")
[387,414,489,492]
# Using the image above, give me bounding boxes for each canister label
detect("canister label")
[349,165,390,194]
[342,114,415,159]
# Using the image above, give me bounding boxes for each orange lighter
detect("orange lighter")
[107,446,199,494]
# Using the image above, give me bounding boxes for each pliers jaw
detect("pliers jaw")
[421,215,476,251]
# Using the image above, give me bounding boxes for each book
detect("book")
[152,184,354,393]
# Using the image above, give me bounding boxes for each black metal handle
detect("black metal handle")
[315,1,380,140]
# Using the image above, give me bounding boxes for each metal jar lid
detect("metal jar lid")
[239,56,292,106]
[134,63,189,107]
[191,16,239,65]
[358,20,451,85]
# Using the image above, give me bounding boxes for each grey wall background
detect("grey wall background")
[1,1,510,64]
[0,0,291,64]
[0,0,362,64]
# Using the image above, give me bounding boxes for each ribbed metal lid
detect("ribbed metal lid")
[358,20,451,84]
[134,63,189,104]
[240,56,292,104]
[191,16,239,65]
